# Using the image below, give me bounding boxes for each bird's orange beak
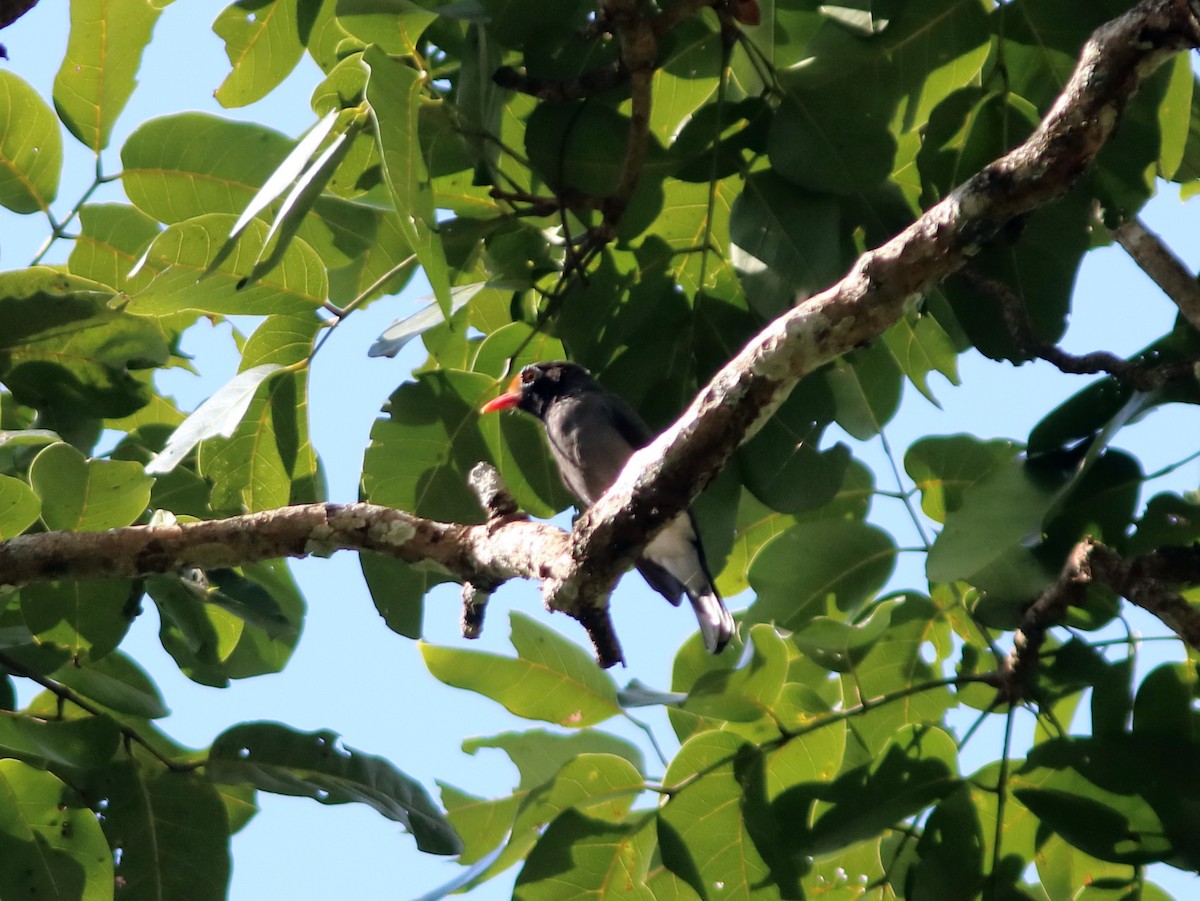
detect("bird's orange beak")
[481,376,522,413]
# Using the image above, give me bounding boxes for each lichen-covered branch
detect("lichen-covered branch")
[555,0,1200,615]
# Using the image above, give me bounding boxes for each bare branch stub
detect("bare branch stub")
[1113,216,1200,333]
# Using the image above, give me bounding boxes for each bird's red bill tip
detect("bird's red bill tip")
[481,389,520,413]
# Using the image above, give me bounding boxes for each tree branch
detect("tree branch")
[554,0,1200,615]
[998,537,1200,702]
[1112,215,1200,333]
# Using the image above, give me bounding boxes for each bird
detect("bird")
[481,361,735,654]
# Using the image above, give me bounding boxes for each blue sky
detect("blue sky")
[3,3,1199,899]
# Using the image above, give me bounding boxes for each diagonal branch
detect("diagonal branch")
[1112,215,1200,333]
[553,0,1200,615]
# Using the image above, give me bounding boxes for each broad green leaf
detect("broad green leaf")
[683,624,789,730]
[362,44,452,314]
[147,362,283,475]
[806,725,958,854]
[122,113,292,222]
[881,310,960,405]
[358,552,451,639]
[67,203,162,291]
[121,112,371,266]
[791,596,904,673]
[0,711,120,769]
[659,731,776,901]
[837,594,953,756]
[748,520,896,629]
[0,760,113,901]
[363,368,570,523]
[200,314,320,512]
[905,434,1021,523]
[49,650,169,719]
[880,0,990,134]
[213,0,309,107]
[81,762,232,901]
[421,612,622,727]
[820,340,904,439]
[474,752,647,887]
[1157,54,1193,179]
[0,267,168,420]
[208,720,463,855]
[0,70,62,214]
[0,474,39,538]
[440,783,521,868]
[515,810,657,901]
[126,215,329,317]
[767,26,898,194]
[53,0,161,151]
[925,452,1058,603]
[464,730,645,792]
[21,578,135,663]
[335,0,437,53]
[908,787,984,899]
[730,166,843,317]
[29,442,153,531]
[148,560,304,686]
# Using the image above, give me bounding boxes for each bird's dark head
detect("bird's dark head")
[480,361,597,421]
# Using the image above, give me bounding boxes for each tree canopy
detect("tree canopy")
[1,0,1200,898]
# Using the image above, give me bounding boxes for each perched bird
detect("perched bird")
[481,361,735,653]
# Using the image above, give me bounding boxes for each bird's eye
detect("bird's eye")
[520,369,536,384]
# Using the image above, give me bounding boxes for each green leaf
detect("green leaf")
[208,720,463,855]
[358,552,450,639]
[907,786,985,899]
[905,434,1021,523]
[0,267,169,420]
[658,731,772,900]
[335,0,438,54]
[122,113,292,222]
[53,0,161,151]
[806,725,958,853]
[820,340,904,439]
[213,0,309,108]
[463,730,645,792]
[729,169,843,317]
[748,519,896,629]
[147,362,283,475]
[126,215,330,318]
[148,560,304,685]
[28,443,152,531]
[515,810,656,901]
[79,761,232,900]
[925,451,1058,603]
[67,203,162,291]
[21,578,135,663]
[363,368,570,523]
[49,650,169,719]
[881,310,960,405]
[768,26,899,194]
[791,596,903,673]
[683,624,789,728]
[421,612,622,727]
[362,44,452,314]
[0,711,120,769]
[0,70,62,214]
[0,474,39,539]
[1157,53,1193,179]
[0,760,113,901]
